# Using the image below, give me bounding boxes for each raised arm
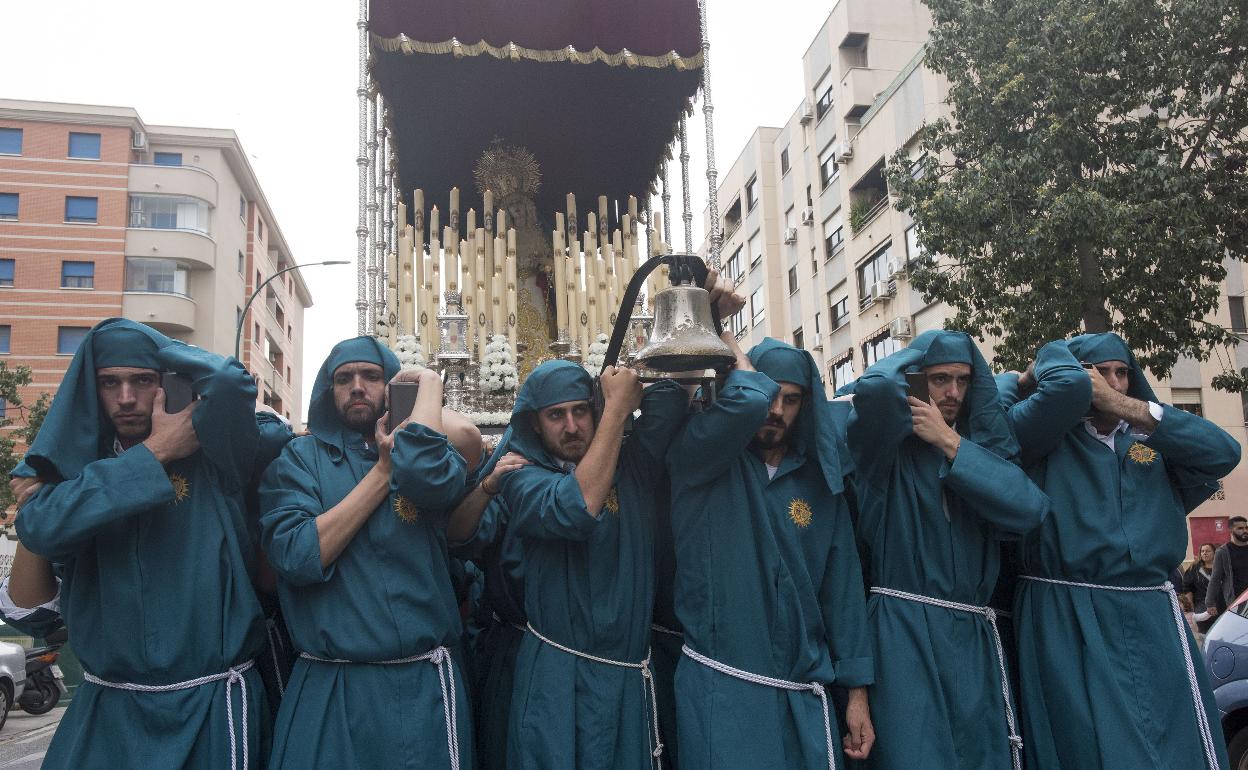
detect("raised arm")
[447,452,528,547]
[1144,405,1241,512]
[625,379,690,479]
[1003,342,1092,466]
[501,465,602,542]
[942,440,1049,538]
[572,366,641,515]
[847,346,925,482]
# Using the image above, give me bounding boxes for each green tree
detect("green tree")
[0,362,50,511]
[888,0,1248,384]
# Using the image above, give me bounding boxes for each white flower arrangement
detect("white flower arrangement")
[460,410,513,426]
[479,335,519,393]
[583,333,609,374]
[392,334,426,371]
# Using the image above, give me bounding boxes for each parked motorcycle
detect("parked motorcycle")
[19,625,67,715]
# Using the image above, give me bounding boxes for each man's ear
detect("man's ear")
[528,412,540,433]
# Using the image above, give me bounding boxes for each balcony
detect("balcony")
[125,227,215,270]
[128,163,218,204]
[840,67,891,121]
[123,290,196,333]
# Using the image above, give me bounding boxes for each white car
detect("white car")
[0,640,26,729]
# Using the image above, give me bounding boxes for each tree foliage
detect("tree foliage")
[0,362,50,511]
[888,0,1248,383]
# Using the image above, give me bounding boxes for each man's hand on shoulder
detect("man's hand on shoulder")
[142,389,201,465]
[600,365,642,416]
[909,396,961,460]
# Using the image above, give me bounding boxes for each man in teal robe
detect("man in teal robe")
[999,333,1239,769]
[847,330,1049,770]
[496,359,687,769]
[15,317,267,769]
[258,336,473,768]
[667,335,874,770]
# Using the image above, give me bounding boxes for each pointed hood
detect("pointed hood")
[1066,332,1157,402]
[502,360,594,471]
[307,336,400,454]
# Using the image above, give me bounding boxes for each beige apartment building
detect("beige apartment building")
[0,99,310,430]
[706,0,1246,550]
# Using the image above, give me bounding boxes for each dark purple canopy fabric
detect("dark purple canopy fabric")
[369,0,703,228]
[370,0,701,58]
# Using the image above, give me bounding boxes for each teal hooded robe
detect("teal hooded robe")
[666,339,871,770]
[16,318,267,769]
[847,330,1049,770]
[497,360,688,770]
[258,336,471,769]
[998,334,1239,769]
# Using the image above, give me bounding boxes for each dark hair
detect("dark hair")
[1231,516,1247,526]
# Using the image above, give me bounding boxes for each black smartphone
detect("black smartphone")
[905,371,930,404]
[161,372,195,414]
[387,381,419,433]
[1081,361,1095,370]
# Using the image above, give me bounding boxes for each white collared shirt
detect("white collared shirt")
[1082,401,1165,450]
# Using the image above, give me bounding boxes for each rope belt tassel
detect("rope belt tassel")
[1021,576,1220,770]
[300,647,461,770]
[870,587,1023,770]
[83,660,255,770]
[526,623,664,769]
[680,645,837,770]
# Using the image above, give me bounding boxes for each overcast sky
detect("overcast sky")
[2,1,832,417]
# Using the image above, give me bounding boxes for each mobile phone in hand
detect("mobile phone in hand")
[904,371,930,404]
[161,372,195,414]
[387,381,419,434]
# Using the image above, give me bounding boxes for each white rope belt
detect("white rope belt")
[1020,576,1219,770]
[83,659,254,770]
[870,587,1022,770]
[650,623,684,638]
[680,644,836,770]
[526,622,664,769]
[300,646,460,770]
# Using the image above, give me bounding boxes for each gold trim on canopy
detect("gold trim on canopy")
[372,33,704,71]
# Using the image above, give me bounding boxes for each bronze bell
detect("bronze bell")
[635,279,735,372]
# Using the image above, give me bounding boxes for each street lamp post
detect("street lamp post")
[234,260,350,361]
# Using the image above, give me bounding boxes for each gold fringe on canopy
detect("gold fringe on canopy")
[372,33,704,71]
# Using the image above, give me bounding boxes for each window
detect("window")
[748,232,762,268]
[905,225,928,267]
[863,329,902,368]
[0,259,12,287]
[745,176,759,211]
[68,132,101,160]
[0,325,9,353]
[793,327,804,350]
[0,128,21,155]
[65,196,98,223]
[57,326,90,355]
[816,79,835,120]
[61,261,95,289]
[128,195,209,233]
[812,248,819,276]
[823,214,845,259]
[153,152,183,166]
[1172,389,1204,417]
[1230,296,1247,332]
[830,355,856,391]
[239,196,246,219]
[785,207,796,231]
[0,193,16,220]
[257,219,264,241]
[788,266,799,295]
[819,148,838,189]
[780,148,790,175]
[0,399,5,418]
[726,247,743,285]
[126,258,189,295]
[237,251,246,274]
[806,185,814,208]
[751,288,766,326]
[858,242,895,300]
[728,307,747,337]
[814,312,822,335]
[829,292,849,330]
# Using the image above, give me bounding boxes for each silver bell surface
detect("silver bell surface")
[635,282,734,372]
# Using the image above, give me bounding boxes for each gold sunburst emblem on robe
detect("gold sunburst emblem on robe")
[789,498,813,528]
[394,495,421,523]
[603,487,620,515]
[168,473,190,504]
[1127,443,1158,465]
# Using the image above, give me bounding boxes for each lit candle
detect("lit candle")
[397,199,408,232]
[598,195,609,244]
[449,187,460,233]
[460,236,474,355]
[399,225,415,334]
[385,249,398,346]
[483,190,494,236]
[419,251,434,348]
[506,229,519,357]
[429,204,439,237]
[584,228,599,335]
[430,229,442,300]
[475,228,487,359]
[443,227,457,292]
[553,229,568,336]
[566,193,578,246]
[492,233,506,334]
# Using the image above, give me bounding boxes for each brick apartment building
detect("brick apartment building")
[0,99,311,436]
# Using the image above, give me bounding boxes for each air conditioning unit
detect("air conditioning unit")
[783,227,798,244]
[811,332,823,352]
[869,281,893,302]
[889,316,914,339]
[801,207,815,225]
[799,100,815,124]
[834,141,854,164]
[131,131,147,150]
[885,256,904,279]
[128,211,144,228]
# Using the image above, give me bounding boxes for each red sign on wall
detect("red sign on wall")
[1190,516,1230,558]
